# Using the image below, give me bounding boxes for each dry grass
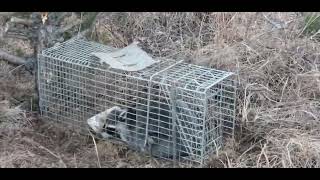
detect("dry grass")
[92,12,320,168]
[1,12,320,168]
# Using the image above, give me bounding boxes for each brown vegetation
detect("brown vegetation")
[1,12,320,168]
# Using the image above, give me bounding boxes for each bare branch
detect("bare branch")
[0,49,27,65]
[0,12,16,16]
[3,32,31,40]
[10,16,34,26]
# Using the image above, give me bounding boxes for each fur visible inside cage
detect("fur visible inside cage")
[38,37,236,165]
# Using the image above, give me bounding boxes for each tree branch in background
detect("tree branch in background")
[0,49,27,65]
[1,12,100,73]
[10,17,34,26]
[0,12,16,17]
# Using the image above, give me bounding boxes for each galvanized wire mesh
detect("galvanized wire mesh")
[38,38,236,165]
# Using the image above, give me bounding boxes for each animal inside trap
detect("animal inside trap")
[38,37,236,165]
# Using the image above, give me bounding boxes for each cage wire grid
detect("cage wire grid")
[37,38,236,165]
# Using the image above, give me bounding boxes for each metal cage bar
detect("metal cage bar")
[38,38,236,165]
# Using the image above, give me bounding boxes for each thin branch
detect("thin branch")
[3,32,31,40]
[10,16,34,26]
[0,49,27,65]
[0,12,16,16]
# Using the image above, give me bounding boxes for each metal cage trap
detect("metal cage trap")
[37,37,236,166]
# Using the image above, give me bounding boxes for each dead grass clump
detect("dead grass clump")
[0,61,36,131]
[0,100,34,130]
[0,61,35,108]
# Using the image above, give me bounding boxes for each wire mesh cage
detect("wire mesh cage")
[37,37,236,165]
